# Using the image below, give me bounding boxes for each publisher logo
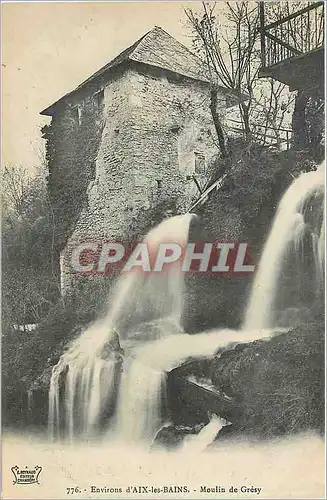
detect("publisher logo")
[11,465,42,485]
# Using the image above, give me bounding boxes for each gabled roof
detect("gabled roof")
[40,27,209,116]
[130,26,209,83]
[41,26,247,116]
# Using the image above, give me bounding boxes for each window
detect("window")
[194,152,206,175]
[156,179,162,189]
[131,169,147,188]
[170,124,180,133]
[71,105,82,125]
[94,89,104,108]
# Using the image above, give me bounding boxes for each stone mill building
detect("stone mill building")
[41,26,239,291]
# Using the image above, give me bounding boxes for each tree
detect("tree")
[185,2,297,154]
[2,164,60,330]
[263,1,325,155]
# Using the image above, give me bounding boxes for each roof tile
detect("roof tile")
[40,26,208,115]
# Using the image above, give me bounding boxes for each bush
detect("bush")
[210,317,325,437]
[2,276,115,425]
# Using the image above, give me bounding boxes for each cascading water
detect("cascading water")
[244,165,325,330]
[49,163,325,447]
[113,328,274,443]
[48,214,194,441]
[181,414,230,452]
[48,321,120,440]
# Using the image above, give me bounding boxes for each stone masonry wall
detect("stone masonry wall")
[60,64,225,291]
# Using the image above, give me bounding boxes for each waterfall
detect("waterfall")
[48,164,325,446]
[48,214,194,440]
[244,165,325,330]
[182,414,231,452]
[114,358,166,442]
[114,328,274,442]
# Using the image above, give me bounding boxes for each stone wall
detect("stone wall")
[56,64,225,291]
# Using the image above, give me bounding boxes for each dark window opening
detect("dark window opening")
[194,152,206,175]
[166,72,182,84]
[157,179,163,189]
[71,105,81,125]
[94,89,104,108]
[170,124,180,133]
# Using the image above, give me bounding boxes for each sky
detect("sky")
[2,1,205,173]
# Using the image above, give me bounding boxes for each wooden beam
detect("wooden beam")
[259,2,266,68]
[188,174,228,213]
[264,31,302,56]
[263,2,324,32]
[192,175,203,195]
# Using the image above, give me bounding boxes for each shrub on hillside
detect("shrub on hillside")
[210,317,325,437]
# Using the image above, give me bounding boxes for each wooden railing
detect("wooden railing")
[260,2,324,68]
[226,118,293,150]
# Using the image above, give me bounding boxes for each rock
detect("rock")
[210,320,325,437]
[99,329,124,360]
[153,423,205,450]
[30,366,53,391]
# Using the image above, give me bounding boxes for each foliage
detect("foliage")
[2,165,59,327]
[211,317,325,437]
[2,160,114,424]
[2,275,114,425]
[197,141,318,251]
[173,316,324,438]
[183,144,321,332]
[185,2,295,150]
[42,98,104,253]
[185,1,324,159]
[292,89,325,157]
[2,4,324,431]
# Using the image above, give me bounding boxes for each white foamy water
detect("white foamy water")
[114,328,276,442]
[48,165,325,448]
[48,320,119,440]
[48,214,194,440]
[244,165,325,330]
[182,414,231,452]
